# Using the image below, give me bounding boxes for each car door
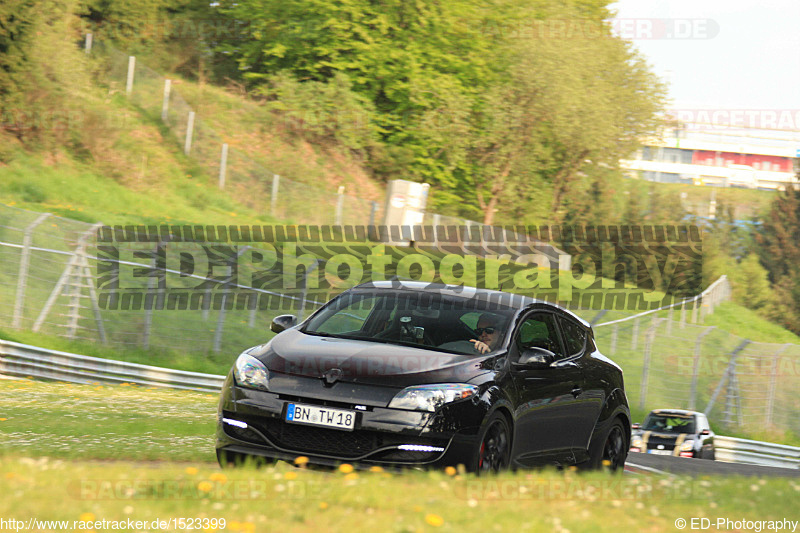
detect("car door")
[509,311,584,466]
[555,315,602,462]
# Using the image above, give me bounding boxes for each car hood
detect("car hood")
[248,328,491,388]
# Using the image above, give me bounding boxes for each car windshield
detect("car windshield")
[302,289,517,355]
[642,413,696,434]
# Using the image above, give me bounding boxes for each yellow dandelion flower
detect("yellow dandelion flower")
[5,472,16,479]
[338,464,354,474]
[444,466,456,476]
[79,513,96,522]
[425,514,444,527]
[344,473,359,481]
[319,502,329,510]
[294,456,309,466]
[228,521,242,531]
[602,460,611,467]
[209,473,227,483]
[185,467,199,475]
[0,418,7,422]
[284,472,298,480]
[197,481,213,492]
[369,466,384,473]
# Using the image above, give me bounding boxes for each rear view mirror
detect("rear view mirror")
[271,314,298,333]
[516,347,555,368]
[700,429,710,436]
[632,423,641,430]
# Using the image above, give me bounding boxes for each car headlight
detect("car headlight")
[631,437,643,449]
[388,384,478,412]
[233,353,269,391]
[680,439,695,452]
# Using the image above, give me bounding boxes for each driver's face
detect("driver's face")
[477,321,498,347]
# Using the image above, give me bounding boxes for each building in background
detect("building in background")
[622,121,799,190]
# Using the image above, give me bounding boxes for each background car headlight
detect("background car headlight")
[631,437,644,449]
[679,439,695,452]
[388,384,478,412]
[233,353,269,391]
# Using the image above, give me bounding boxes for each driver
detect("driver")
[470,314,503,354]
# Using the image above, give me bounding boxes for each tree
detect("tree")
[452,17,666,225]
[756,178,800,333]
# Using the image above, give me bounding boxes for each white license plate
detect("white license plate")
[648,449,673,456]
[285,403,356,431]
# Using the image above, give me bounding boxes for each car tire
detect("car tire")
[469,412,511,474]
[586,418,627,472]
[700,444,715,461]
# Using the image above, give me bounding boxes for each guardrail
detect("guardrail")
[713,436,800,470]
[0,340,226,393]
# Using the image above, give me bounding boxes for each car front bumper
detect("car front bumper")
[215,376,486,469]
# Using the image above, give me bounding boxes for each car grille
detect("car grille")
[257,419,445,459]
[222,410,448,460]
[646,435,677,451]
[262,419,377,457]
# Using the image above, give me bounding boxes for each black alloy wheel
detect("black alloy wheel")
[600,419,627,471]
[474,413,510,474]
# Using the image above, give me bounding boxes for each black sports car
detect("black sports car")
[630,409,715,459]
[216,282,631,472]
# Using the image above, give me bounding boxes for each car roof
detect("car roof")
[351,281,590,327]
[649,409,703,417]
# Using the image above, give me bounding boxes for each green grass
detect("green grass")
[0,379,216,462]
[1,452,799,532]
[0,153,278,227]
[1,380,798,529]
[701,303,800,344]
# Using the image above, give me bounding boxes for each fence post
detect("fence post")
[213,292,229,354]
[271,174,280,215]
[638,319,659,410]
[689,326,715,410]
[218,143,228,189]
[142,241,166,350]
[680,301,686,328]
[84,33,93,54]
[765,344,790,427]
[183,111,195,155]
[631,317,640,350]
[335,186,345,225]
[704,339,751,416]
[13,213,51,329]
[296,260,320,323]
[161,79,171,122]
[32,224,102,334]
[433,213,441,249]
[610,324,618,353]
[691,297,699,324]
[126,56,135,97]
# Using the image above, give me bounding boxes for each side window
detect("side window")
[516,313,563,358]
[558,316,586,357]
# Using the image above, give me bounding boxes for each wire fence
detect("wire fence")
[593,295,800,437]
[3,201,798,437]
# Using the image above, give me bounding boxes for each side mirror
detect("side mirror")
[271,314,298,333]
[516,347,555,368]
[700,429,710,436]
[632,423,641,430]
